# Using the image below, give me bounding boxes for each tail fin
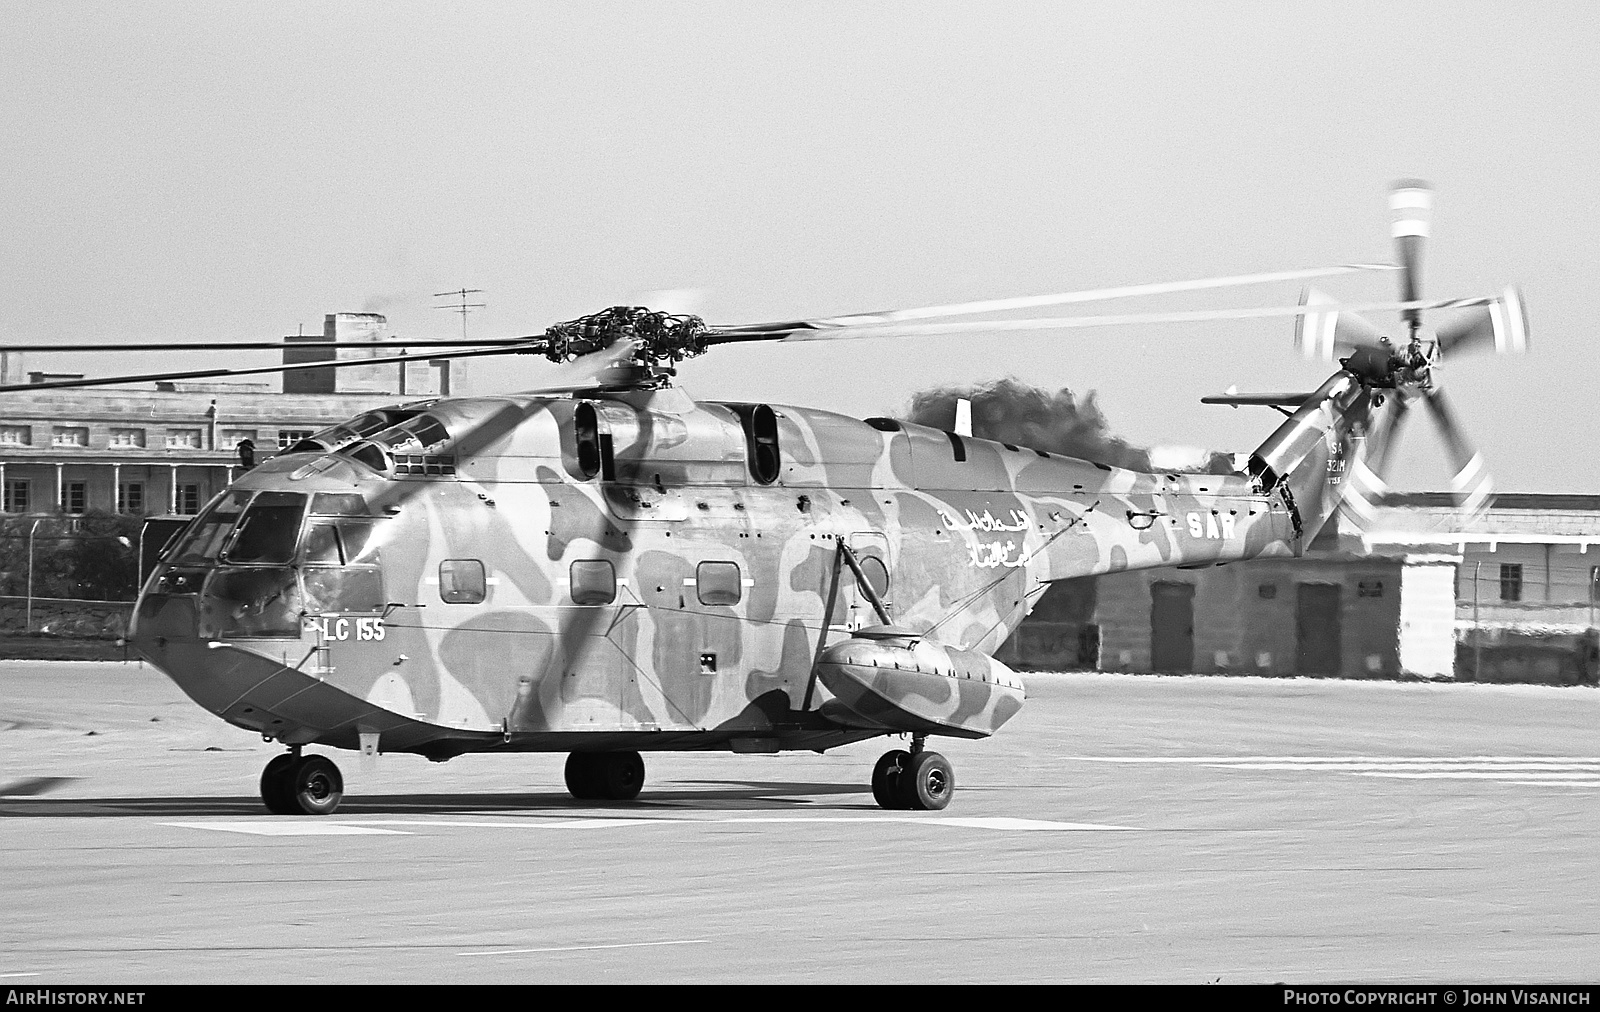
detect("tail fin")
[1246,371,1387,548]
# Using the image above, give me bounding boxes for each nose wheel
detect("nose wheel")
[871,737,954,811]
[260,750,345,815]
[564,751,646,801]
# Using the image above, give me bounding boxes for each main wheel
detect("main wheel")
[564,752,601,800]
[896,751,954,811]
[259,753,298,815]
[871,749,911,810]
[594,751,645,801]
[285,754,344,815]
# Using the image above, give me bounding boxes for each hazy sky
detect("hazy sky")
[3,2,1596,491]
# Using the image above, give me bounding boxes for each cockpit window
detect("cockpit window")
[372,414,451,454]
[302,520,379,566]
[301,409,419,452]
[223,491,309,565]
[167,491,253,565]
[311,493,371,516]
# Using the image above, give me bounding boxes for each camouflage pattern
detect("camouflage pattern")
[130,365,1383,759]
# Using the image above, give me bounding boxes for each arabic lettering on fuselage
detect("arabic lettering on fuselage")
[938,507,1030,533]
[967,539,1026,569]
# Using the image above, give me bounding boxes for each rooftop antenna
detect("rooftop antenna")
[433,288,485,341]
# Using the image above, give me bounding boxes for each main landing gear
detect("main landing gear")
[564,751,646,801]
[260,748,345,815]
[871,735,953,811]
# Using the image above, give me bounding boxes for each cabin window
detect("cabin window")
[697,561,742,606]
[734,404,781,485]
[439,559,487,604]
[570,560,616,605]
[858,556,890,600]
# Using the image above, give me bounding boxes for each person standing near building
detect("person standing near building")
[237,437,255,470]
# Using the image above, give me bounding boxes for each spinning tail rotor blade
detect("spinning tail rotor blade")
[1294,287,1387,361]
[1423,387,1494,517]
[1391,179,1432,336]
[1434,286,1530,357]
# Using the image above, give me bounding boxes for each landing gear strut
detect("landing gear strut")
[564,751,646,801]
[260,748,345,816]
[870,735,954,811]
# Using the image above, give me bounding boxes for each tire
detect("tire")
[259,753,298,815]
[286,754,344,815]
[594,751,645,801]
[896,751,954,811]
[871,749,911,810]
[564,752,600,800]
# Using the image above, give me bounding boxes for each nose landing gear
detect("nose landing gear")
[260,748,345,815]
[564,751,646,801]
[870,735,954,811]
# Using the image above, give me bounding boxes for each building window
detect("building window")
[439,559,486,604]
[118,482,144,515]
[61,482,86,514]
[0,425,31,446]
[109,427,146,448]
[570,560,616,605]
[696,561,742,606]
[176,484,201,515]
[222,428,257,446]
[1499,564,1523,603]
[1258,583,1278,599]
[1357,580,1384,598]
[4,480,29,513]
[51,426,88,447]
[166,429,202,449]
[278,430,313,449]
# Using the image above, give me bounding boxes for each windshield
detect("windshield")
[166,491,252,565]
[223,491,309,565]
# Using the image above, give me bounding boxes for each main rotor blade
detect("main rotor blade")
[0,344,535,394]
[1433,286,1530,357]
[0,337,542,354]
[716,263,1400,337]
[1422,387,1494,517]
[518,339,643,394]
[710,295,1501,344]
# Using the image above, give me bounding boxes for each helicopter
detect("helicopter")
[7,183,1528,815]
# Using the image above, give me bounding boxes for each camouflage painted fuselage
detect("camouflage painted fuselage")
[131,374,1372,759]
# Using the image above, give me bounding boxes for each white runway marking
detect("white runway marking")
[162,815,1128,836]
[459,939,707,957]
[162,821,413,836]
[1072,756,1600,786]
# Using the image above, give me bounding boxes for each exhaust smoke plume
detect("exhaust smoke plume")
[901,378,1233,474]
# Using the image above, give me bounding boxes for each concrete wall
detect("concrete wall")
[1093,557,1405,678]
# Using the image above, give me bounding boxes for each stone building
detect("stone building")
[1002,493,1600,684]
[0,313,450,518]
